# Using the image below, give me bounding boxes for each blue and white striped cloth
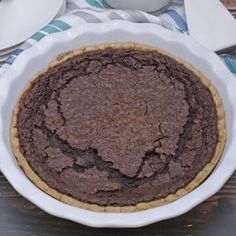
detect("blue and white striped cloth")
[1,0,236,76]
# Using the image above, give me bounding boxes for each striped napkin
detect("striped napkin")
[1,0,236,76]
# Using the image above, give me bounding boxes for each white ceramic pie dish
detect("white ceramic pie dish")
[0,21,236,228]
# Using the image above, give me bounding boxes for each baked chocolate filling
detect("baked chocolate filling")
[17,48,218,206]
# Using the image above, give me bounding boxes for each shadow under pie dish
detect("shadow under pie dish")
[10,42,226,212]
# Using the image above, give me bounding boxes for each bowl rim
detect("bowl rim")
[103,0,172,12]
[0,21,236,228]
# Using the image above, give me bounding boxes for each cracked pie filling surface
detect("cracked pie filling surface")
[11,43,226,212]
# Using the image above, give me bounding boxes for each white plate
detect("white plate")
[0,53,11,62]
[0,21,236,228]
[0,0,64,50]
[0,44,21,57]
[0,55,8,62]
[56,0,66,17]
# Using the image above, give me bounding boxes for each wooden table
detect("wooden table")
[1,1,236,235]
[0,172,235,235]
[223,0,236,17]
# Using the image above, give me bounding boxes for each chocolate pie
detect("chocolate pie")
[11,43,226,212]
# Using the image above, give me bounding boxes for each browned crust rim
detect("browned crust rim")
[10,42,227,212]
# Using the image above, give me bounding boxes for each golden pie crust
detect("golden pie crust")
[10,42,227,212]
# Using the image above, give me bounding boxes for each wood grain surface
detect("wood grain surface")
[0,172,235,236]
[0,1,236,236]
[222,0,236,16]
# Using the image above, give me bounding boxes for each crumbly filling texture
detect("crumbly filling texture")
[17,48,218,206]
